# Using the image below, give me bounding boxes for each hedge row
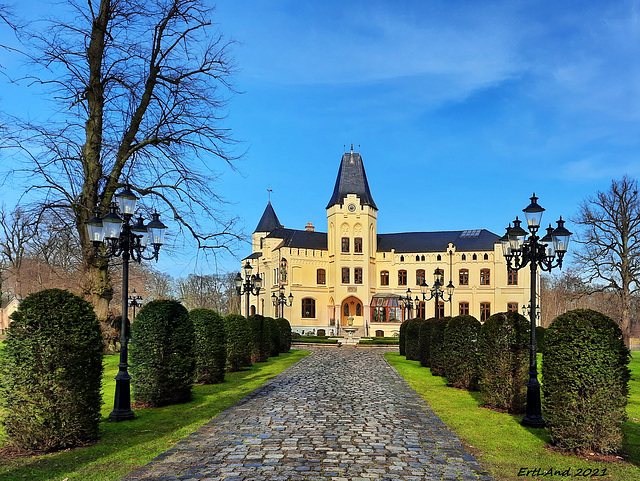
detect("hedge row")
[400,308,631,455]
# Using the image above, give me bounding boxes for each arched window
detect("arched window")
[356,303,362,316]
[483,253,489,260]
[343,303,350,316]
[250,305,256,316]
[398,270,407,286]
[317,268,326,285]
[472,253,477,261]
[380,270,389,286]
[461,254,466,261]
[400,255,404,262]
[421,255,425,261]
[302,298,316,318]
[437,254,442,261]
[416,255,420,261]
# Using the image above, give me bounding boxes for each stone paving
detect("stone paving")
[123,347,493,481]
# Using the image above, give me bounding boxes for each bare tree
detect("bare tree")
[177,271,237,313]
[0,206,40,298]
[2,0,242,318]
[572,175,640,345]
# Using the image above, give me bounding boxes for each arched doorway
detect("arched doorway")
[341,296,363,326]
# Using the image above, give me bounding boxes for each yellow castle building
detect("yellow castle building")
[242,147,530,337]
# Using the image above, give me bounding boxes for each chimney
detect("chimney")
[305,222,315,232]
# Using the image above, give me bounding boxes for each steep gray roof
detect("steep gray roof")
[254,202,281,233]
[265,228,328,250]
[326,148,377,210]
[377,230,500,253]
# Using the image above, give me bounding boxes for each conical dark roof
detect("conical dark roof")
[254,201,281,233]
[326,147,377,210]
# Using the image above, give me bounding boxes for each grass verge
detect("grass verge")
[385,351,640,481]
[0,349,308,481]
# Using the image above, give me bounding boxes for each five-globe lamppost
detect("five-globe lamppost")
[235,261,263,318]
[501,193,571,428]
[86,185,167,422]
[272,285,294,318]
[419,268,455,319]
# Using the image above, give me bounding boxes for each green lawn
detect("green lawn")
[386,351,640,481]
[0,350,308,481]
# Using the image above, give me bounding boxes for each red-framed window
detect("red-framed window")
[380,270,389,286]
[354,267,363,284]
[459,269,469,286]
[481,302,491,321]
[480,269,490,286]
[354,237,363,253]
[398,270,407,286]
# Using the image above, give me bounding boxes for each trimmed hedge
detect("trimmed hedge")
[247,314,269,362]
[428,317,451,377]
[478,311,529,412]
[542,309,631,454]
[190,308,226,384]
[418,317,436,368]
[399,319,407,356]
[443,314,481,390]
[264,317,280,357]
[224,314,252,371]
[0,289,104,451]
[130,300,195,407]
[535,326,546,355]
[276,318,292,352]
[405,318,425,361]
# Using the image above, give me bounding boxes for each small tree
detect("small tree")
[543,309,631,454]
[190,308,226,384]
[0,289,103,451]
[443,315,481,390]
[276,317,292,352]
[478,312,529,412]
[429,317,451,377]
[224,314,252,371]
[130,300,195,407]
[404,318,425,361]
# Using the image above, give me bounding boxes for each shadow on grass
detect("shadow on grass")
[0,350,308,481]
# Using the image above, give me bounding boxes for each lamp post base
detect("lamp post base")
[109,364,135,422]
[522,414,546,429]
[109,408,135,422]
[522,379,546,428]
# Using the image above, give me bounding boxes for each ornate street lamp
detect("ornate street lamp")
[235,261,262,318]
[271,284,293,318]
[398,288,415,320]
[501,193,572,428]
[86,184,167,422]
[128,288,143,320]
[419,268,455,319]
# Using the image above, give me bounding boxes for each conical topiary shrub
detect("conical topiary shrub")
[404,318,425,361]
[428,317,451,377]
[190,308,226,384]
[0,289,103,451]
[224,313,252,371]
[276,317,292,352]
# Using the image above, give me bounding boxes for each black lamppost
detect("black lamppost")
[501,193,572,428]
[234,261,262,318]
[271,284,293,318]
[419,268,455,319]
[128,288,143,320]
[86,185,167,422]
[398,288,415,320]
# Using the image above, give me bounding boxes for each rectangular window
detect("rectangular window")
[438,301,445,319]
[507,302,519,313]
[416,269,425,286]
[459,269,469,286]
[354,237,363,253]
[459,302,469,315]
[317,269,326,285]
[354,267,363,284]
[417,301,426,319]
[302,298,316,318]
[380,271,389,286]
[341,267,350,284]
[508,268,518,285]
[341,237,350,253]
[398,270,407,286]
[481,302,491,321]
[480,269,490,286]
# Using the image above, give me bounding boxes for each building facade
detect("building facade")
[242,148,531,336]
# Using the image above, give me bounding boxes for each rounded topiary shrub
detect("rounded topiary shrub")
[224,314,252,371]
[419,317,436,368]
[264,317,281,357]
[443,314,481,390]
[276,318,292,352]
[130,300,195,407]
[478,312,529,412]
[405,318,425,361]
[543,309,631,454]
[399,319,408,356]
[247,314,270,362]
[0,289,103,451]
[190,308,226,384]
[428,317,451,377]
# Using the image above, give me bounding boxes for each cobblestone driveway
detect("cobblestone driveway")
[123,347,493,481]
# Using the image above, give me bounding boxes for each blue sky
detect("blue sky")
[2,0,640,277]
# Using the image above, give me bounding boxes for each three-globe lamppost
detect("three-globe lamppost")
[398,288,415,320]
[128,288,143,320]
[86,185,167,422]
[272,285,294,318]
[234,261,263,318]
[419,268,455,319]
[501,193,571,428]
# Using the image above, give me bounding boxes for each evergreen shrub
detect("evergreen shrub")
[276,318,292,352]
[405,318,425,361]
[224,314,252,371]
[418,317,436,367]
[477,312,529,412]
[399,319,408,356]
[190,308,226,384]
[0,289,104,451]
[130,300,195,407]
[535,326,546,355]
[428,317,451,377]
[443,314,481,390]
[265,317,280,357]
[247,314,269,362]
[543,309,631,454]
